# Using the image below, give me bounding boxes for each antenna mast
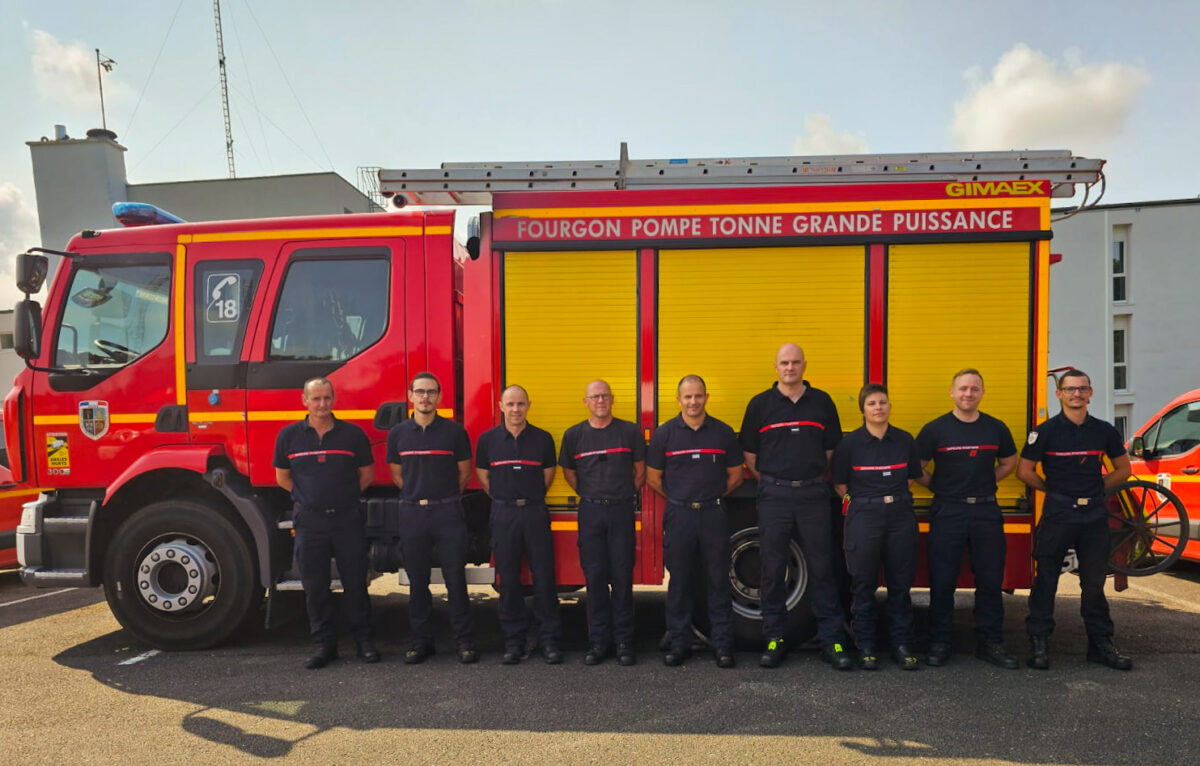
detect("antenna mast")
[212,0,236,178]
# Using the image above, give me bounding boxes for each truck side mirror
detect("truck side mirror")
[13,299,42,360]
[16,252,48,295]
[1129,436,1145,458]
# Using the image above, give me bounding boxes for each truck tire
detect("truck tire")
[103,498,261,650]
[721,518,817,649]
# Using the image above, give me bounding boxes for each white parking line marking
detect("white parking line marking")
[118,650,160,666]
[0,588,76,608]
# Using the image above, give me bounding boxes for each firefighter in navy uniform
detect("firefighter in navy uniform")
[475,385,563,665]
[559,379,646,667]
[1017,369,1133,670]
[387,372,477,664]
[646,375,744,668]
[916,369,1019,669]
[274,377,379,669]
[740,343,853,670]
[832,383,923,670]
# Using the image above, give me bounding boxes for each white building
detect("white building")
[1049,197,1200,438]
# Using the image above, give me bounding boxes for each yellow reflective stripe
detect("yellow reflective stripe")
[426,226,452,235]
[186,226,424,243]
[0,487,44,499]
[174,244,186,405]
[32,415,79,425]
[551,520,643,532]
[187,412,246,422]
[111,414,157,424]
[917,522,1032,534]
[494,197,1046,219]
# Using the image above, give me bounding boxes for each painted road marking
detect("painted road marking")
[118,650,161,666]
[0,587,76,608]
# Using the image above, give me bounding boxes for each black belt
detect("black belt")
[1047,492,1105,507]
[493,498,543,507]
[760,473,824,488]
[939,494,997,505]
[579,496,636,506]
[669,498,723,510]
[851,493,913,505]
[297,504,355,516]
[400,496,461,507]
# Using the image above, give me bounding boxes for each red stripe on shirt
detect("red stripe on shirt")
[936,444,999,452]
[288,449,356,459]
[1044,450,1103,457]
[665,449,727,457]
[490,459,543,467]
[574,447,633,459]
[851,462,909,471]
[759,421,826,433]
[398,450,455,456]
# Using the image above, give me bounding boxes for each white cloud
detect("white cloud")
[0,184,41,305]
[31,29,133,111]
[791,114,870,156]
[951,44,1148,153]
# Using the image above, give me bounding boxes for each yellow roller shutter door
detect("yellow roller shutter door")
[503,251,638,504]
[658,247,865,430]
[887,242,1031,504]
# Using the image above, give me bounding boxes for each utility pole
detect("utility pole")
[213,0,236,178]
[95,49,116,132]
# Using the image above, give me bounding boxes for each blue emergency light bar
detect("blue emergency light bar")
[112,202,186,227]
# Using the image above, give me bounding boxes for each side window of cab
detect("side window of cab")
[1151,402,1200,457]
[268,250,389,362]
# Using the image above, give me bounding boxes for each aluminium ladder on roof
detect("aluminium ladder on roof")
[377,143,1105,206]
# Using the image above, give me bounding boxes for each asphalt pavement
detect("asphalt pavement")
[2,565,1200,765]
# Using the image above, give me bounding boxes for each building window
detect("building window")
[1113,316,1130,392]
[0,332,12,350]
[1112,225,1130,303]
[1114,404,1132,441]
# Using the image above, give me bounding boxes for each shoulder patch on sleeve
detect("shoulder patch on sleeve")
[1027,432,1038,445]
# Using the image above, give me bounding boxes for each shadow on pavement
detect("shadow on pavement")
[50,584,1200,764]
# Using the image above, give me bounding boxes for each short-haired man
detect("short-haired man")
[916,369,1019,669]
[559,379,646,666]
[274,378,378,669]
[740,343,852,669]
[475,385,563,665]
[387,372,477,664]
[646,375,744,668]
[1017,369,1133,670]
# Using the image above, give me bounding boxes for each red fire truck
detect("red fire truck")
[9,148,1184,649]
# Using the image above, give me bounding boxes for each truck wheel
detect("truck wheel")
[103,499,260,650]
[726,523,816,649]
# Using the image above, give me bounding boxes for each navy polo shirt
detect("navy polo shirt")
[1021,412,1125,520]
[558,418,645,500]
[273,416,373,511]
[646,414,744,504]
[739,381,842,480]
[476,422,557,502]
[916,411,1017,499]
[386,415,471,501]
[831,425,922,497]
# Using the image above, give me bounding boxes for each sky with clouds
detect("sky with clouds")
[0,1,1197,304]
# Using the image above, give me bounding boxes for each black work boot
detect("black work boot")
[976,642,1019,670]
[305,644,338,670]
[1027,636,1050,670]
[926,642,950,667]
[1087,635,1133,670]
[760,637,787,668]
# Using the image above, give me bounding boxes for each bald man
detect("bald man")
[559,380,646,666]
[740,344,852,670]
[476,385,562,665]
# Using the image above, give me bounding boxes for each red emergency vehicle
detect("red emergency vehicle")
[9,148,1179,649]
[1126,389,1200,563]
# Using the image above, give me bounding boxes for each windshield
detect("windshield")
[53,258,171,369]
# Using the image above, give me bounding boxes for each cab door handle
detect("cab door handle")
[1183,467,1199,475]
